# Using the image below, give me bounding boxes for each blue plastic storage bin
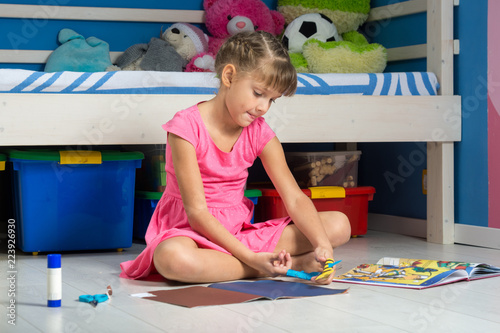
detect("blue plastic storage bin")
[134,191,162,240]
[244,189,261,224]
[133,189,262,240]
[9,150,143,254]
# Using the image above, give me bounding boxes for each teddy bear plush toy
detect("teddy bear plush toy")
[278,0,387,73]
[186,0,286,72]
[164,23,209,65]
[114,23,209,72]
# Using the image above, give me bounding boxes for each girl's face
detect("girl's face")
[225,74,282,128]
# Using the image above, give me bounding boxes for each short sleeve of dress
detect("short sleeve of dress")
[161,106,200,149]
[249,117,276,157]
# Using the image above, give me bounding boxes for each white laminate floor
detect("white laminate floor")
[1,230,500,333]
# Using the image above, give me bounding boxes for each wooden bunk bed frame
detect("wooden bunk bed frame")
[0,0,461,244]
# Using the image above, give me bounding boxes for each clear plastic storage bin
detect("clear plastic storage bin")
[285,151,361,188]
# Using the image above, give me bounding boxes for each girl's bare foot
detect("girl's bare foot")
[290,252,323,273]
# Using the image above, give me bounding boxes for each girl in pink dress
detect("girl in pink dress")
[120,31,351,284]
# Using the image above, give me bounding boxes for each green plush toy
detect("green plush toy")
[278,0,387,73]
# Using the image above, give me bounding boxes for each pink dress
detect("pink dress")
[120,104,291,279]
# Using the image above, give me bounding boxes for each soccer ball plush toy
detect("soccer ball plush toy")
[278,0,370,33]
[278,0,387,73]
[282,13,342,53]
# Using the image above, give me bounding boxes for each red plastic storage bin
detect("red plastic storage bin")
[253,186,375,237]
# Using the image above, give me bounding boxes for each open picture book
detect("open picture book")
[332,257,500,289]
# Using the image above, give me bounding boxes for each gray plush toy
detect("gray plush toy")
[114,37,186,71]
[113,23,208,72]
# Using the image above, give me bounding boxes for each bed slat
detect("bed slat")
[0,44,453,64]
[0,4,204,23]
[386,44,427,62]
[0,47,430,64]
[367,0,427,22]
[0,49,51,64]
[0,50,129,64]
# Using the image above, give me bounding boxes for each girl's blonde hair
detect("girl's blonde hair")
[215,31,297,97]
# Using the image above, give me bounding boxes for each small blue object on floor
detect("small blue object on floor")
[79,294,109,307]
[286,270,320,280]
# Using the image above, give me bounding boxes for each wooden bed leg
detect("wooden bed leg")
[426,0,456,244]
[427,142,455,244]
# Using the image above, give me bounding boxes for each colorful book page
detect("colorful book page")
[333,258,500,289]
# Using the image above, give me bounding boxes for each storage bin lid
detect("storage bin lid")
[244,189,262,198]
[308,186,346,199]
[345,186,376,196]
[136,191,163,200]
[8,149,144,162]
[258,186,375,199]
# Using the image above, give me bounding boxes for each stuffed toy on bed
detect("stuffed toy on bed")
[114,37,185,71]
[186,0,286,72]
[44,29,113,72]
[115,23,209,72]
[278,0,387,73]
[165,23,210,72]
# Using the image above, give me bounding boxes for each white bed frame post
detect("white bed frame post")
[426,0,455,244]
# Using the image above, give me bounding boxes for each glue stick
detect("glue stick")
[47,254,62,307]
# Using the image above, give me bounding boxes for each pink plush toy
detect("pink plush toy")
[186,0,285,72]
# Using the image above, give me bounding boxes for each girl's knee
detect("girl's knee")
[153,240,199,281]
[321,211,351,247]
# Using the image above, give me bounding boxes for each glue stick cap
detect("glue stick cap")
[47,254,61,268]
[48,299,61,308]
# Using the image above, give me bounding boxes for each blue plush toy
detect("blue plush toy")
[44,28,113,72]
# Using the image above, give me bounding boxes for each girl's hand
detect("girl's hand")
[250,250,292,277]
